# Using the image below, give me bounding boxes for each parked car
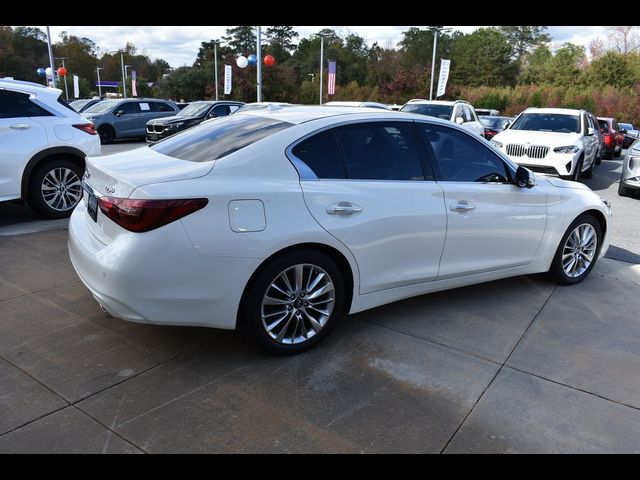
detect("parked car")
[235,102,294,113]
[478,115,511,140]
[619,122,639,149]
[619,138,640,197]
[69,97,103,113]
[69,106,611,354]
[0,78,100,218]
[146,101,244,142]
[176,102,190,110]
[588,112,604,165]
[324,101,392,110]
[597,117,624,159]
[475,108,501,116]
[399,99,485,137]
[491,108,599,181]
[82,98,180,144]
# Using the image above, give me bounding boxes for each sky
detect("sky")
[34,26,608,68]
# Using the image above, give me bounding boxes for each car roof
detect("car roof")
[237,105,455,126]
[404,99,469,106]
[524,107,583,115]
[0,78,63,99]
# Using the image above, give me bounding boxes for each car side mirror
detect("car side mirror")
[115,110,125,117]
[207,113,218,119]
[515,166,535,189]
[455,117,464,125]
[587,127,595,136]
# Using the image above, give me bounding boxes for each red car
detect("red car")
[597,117,624,159]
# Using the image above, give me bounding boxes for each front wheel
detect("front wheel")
[239,250,346,355]
[582,157,595,179]
[548,214,602,285]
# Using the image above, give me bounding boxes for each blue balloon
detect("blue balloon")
[36,67,46,77]
[247,54,258,66]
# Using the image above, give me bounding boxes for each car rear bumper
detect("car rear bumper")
[68,201,261,330]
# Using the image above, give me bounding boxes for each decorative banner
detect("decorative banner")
[73,75,79,98]
[131,70,138,97]
[327,60,336,95]
[436,59,451,98]
[224,65,232,95]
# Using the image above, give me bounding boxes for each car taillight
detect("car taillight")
[97,197,208,232]
[73,123,97,135]
[604,134,612,145]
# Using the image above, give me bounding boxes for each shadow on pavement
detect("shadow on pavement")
[584,159,623,192]
[606,245,640,264]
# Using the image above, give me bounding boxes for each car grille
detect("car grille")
[154,124,164,133]
[506,144,550,159]
[146,125,154,134]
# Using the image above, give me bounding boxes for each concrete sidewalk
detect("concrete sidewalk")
[1,229,639,453]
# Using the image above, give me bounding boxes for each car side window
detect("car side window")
[291,129,347,179]
[116,102,140,114]
[211,104,230,117]
[613,120,619,131]
[582,114,590,134]
[417,123,510,183]
[452,106,462,122]
[228,105,241,114]
[335,122,424,181]
[150,102,174,112]
[0,90,53,118]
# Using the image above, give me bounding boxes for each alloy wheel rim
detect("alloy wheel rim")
[41,167,82,211]
[261,263,335,345]
[562,223,597,278]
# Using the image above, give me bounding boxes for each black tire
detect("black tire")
[568,156,583,182]
[614,146,621,158]
[582,157,595,179]
[604,149,612,160]
[595,148,602,165]
[98,125,115,144]
[27,158,84,219]
[548,214,602,285]
[618,179,630,197]
[238,249,346,355]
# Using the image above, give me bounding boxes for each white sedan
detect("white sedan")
[69,106,612,354]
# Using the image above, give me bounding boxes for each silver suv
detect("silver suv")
[400,99,485,137]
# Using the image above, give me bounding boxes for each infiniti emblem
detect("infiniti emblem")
[105,185,116,194]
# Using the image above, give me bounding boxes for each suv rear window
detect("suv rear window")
[151,114,292,162]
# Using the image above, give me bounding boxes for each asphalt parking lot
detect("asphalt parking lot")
[1,142,639,453]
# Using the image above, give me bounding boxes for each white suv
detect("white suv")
[0,78,101,218]
[399,99,485,137]
[491,107,598,181]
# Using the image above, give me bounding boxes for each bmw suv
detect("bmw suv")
[0,78,101,218]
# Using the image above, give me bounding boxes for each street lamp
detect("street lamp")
[428,26,451,100]
[96,67,104,98]
[212,40,221,101]
[256,26,262,102]
[311,33,327,105]
[105,50,127,98]
[54,57,69,100]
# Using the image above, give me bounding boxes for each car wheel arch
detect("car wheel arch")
[237,242,357,326]
[21,147,86,200]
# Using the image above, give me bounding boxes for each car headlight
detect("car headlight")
[168,122,184,129]
[490,140,503,148]
[553,145,580,154]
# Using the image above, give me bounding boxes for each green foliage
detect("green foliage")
[223,26,256,55]
[499,26,551,59]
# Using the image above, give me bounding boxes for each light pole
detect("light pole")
[428,26,451,100]
[54,57,69,100]
[319,34,325,105]
[96,67,103,98]
[213,40,220,101]
[256,26,262,102]
[46,26,56,88]
[120,52,127,98]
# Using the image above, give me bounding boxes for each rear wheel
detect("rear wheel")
[27,158,84,219]
[239,249,345,355]
[595,148,602,165]
[548,214,602,285]
[98,125,115,144]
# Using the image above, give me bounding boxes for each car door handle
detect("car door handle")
[10,123,30,130]
[326,202,363,215]
[449,201,476,212]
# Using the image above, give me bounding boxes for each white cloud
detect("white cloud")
[32,26,608,67]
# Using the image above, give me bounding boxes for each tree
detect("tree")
[450,28,518,87]
[223,26,256,55]
[499,26,551,59]
[607,26,640,54]
[587,51,636,88]
[265,26,298,62]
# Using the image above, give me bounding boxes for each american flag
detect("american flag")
[327,60,336,96]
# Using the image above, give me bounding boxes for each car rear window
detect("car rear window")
[150,114,293,162]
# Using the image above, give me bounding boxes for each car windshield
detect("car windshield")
[150,114,293,162]
[84,100,119,114]
[178,102,212,117]
[479,116,509,129]
[400,103,453,120]
[510,113,580,133]
[70,99,92,111]
[620,123,634,130]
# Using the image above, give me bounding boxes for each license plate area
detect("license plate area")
[83,182,98,223]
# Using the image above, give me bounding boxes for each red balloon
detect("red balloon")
[263,55,275,67]
[57,67,67,77]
